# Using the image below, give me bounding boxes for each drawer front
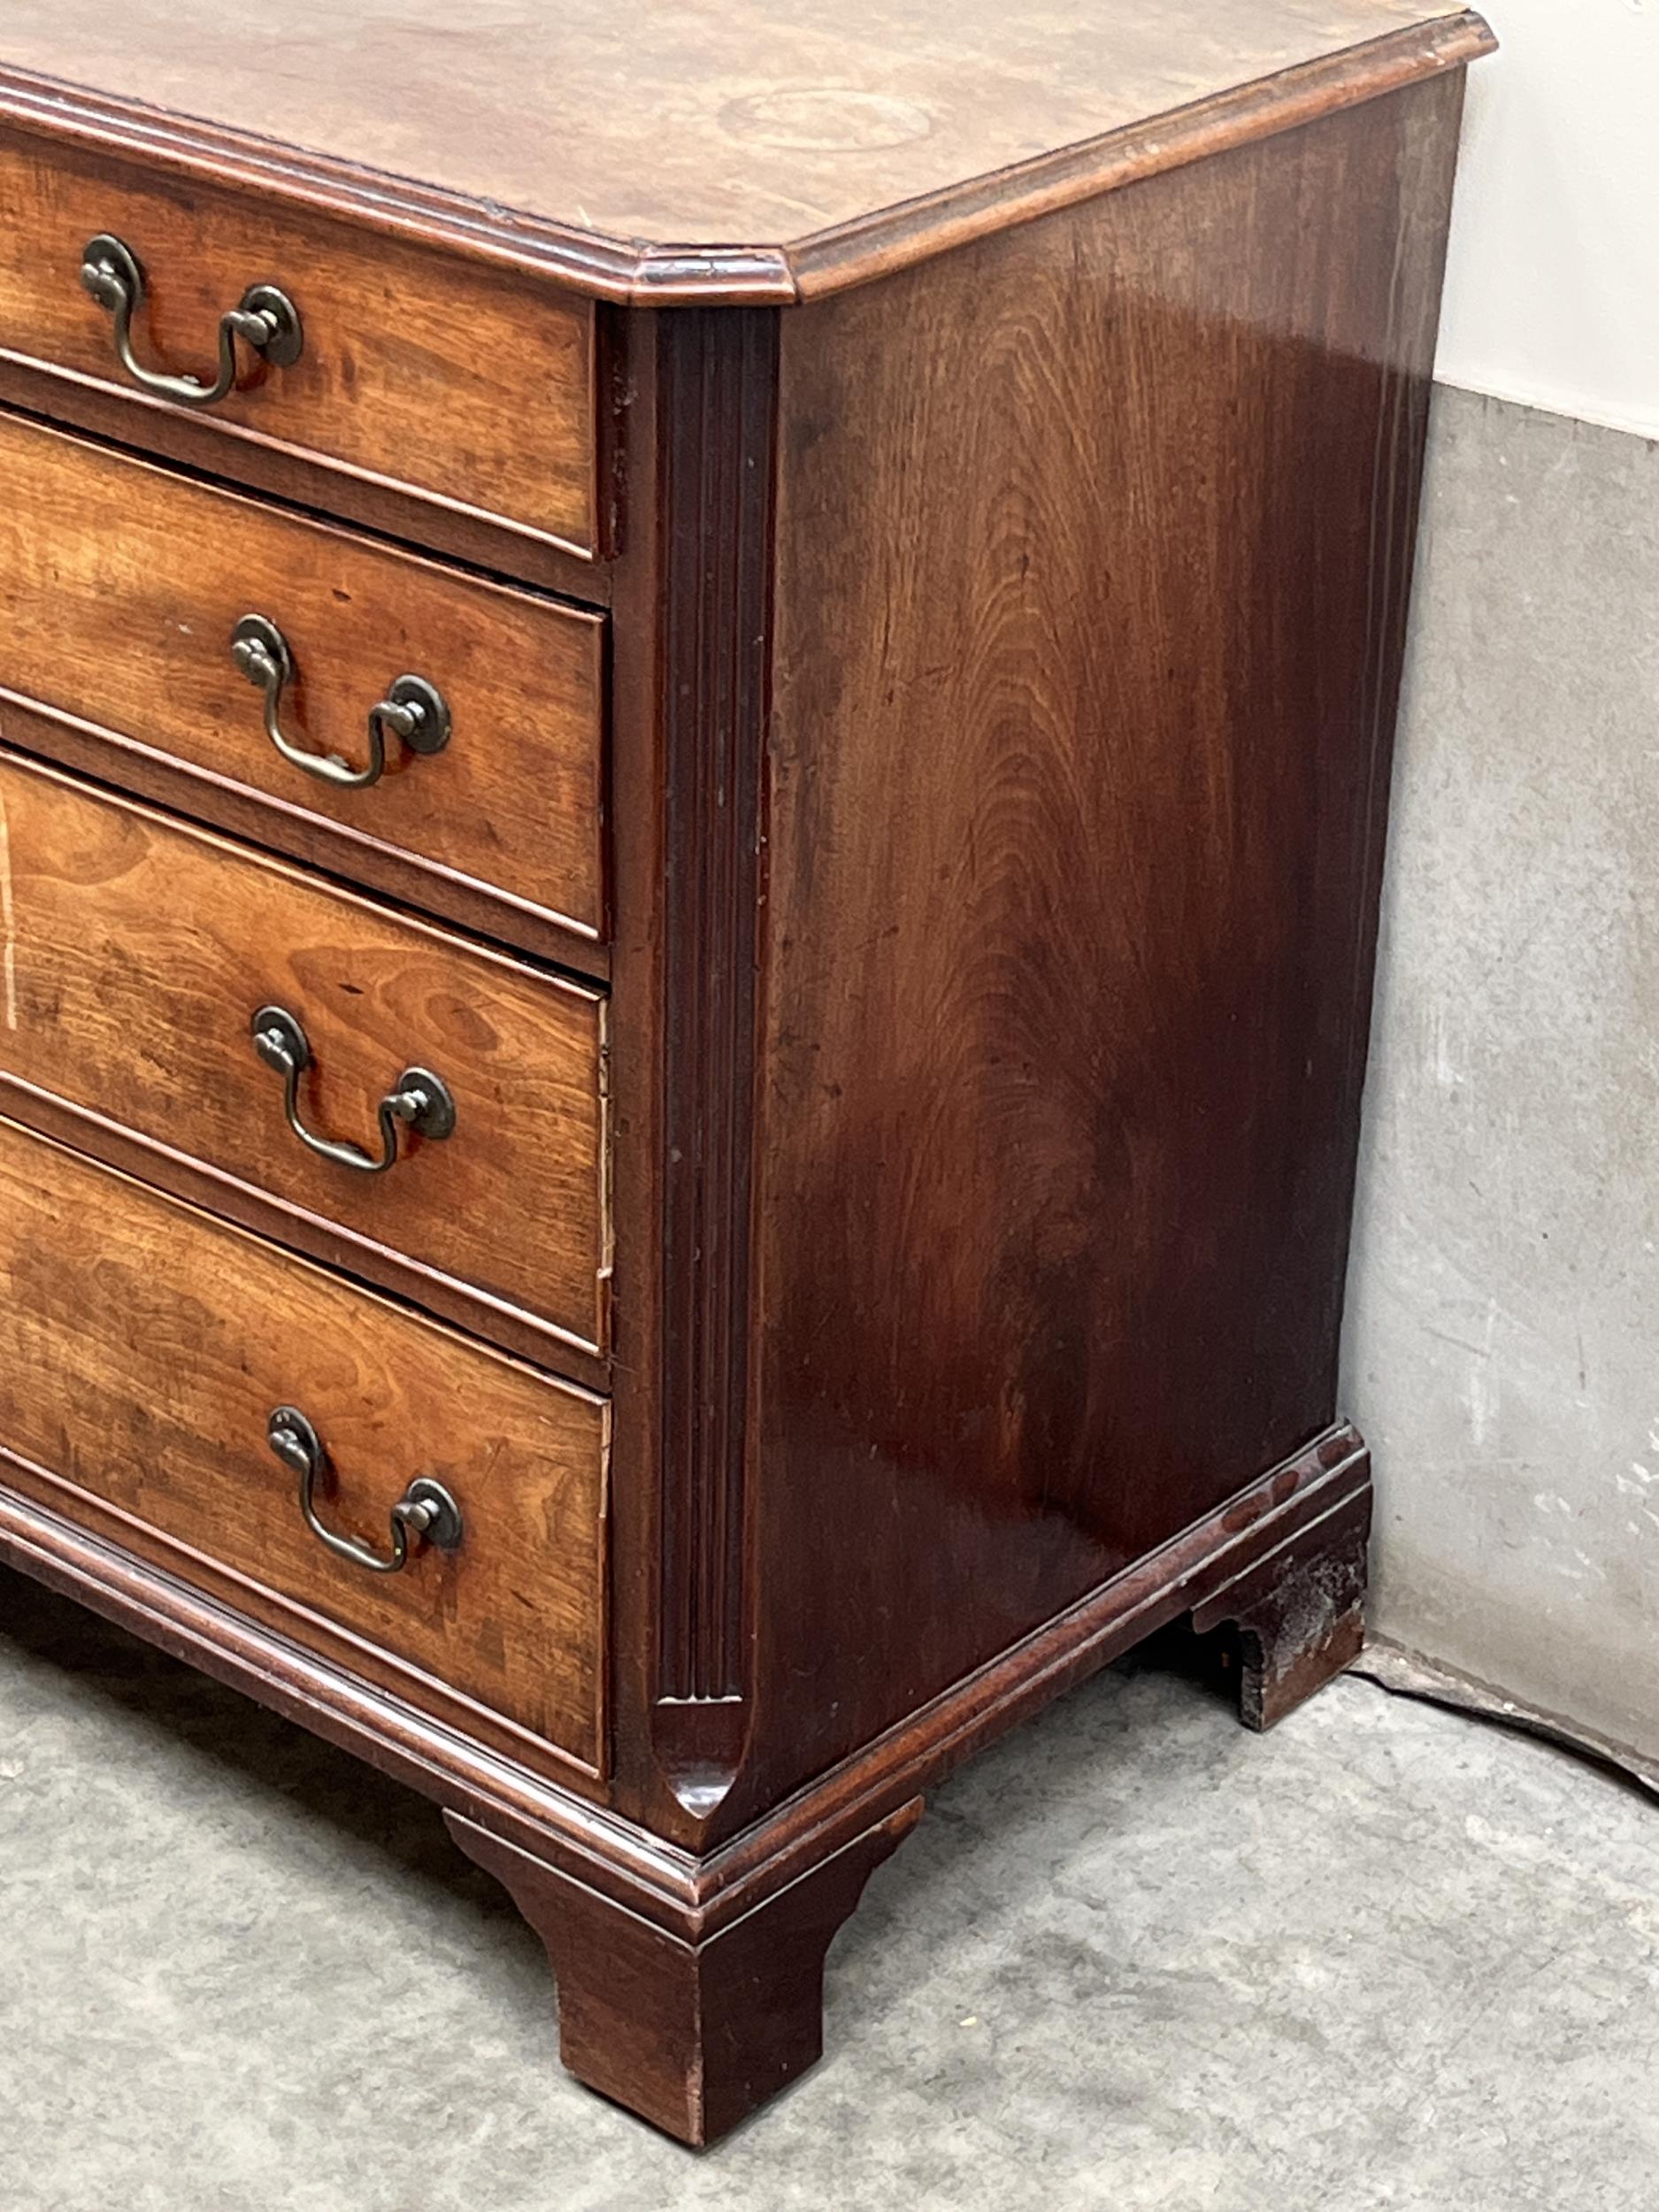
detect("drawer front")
[0,752,608,1358]
[0,1119,607,1769]
[0,411,606,947]
[0,128,599,559]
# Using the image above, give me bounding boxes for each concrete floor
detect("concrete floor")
[1,1567,1655,2211]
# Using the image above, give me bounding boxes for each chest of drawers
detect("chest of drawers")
[0,0,1493,2147]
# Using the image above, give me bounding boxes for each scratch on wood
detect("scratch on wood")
[0,784,16,1030]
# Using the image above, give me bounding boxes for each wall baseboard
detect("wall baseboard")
[1355,1636,1659,1802]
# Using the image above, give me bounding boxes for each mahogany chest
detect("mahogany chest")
[0,0,1492,2146]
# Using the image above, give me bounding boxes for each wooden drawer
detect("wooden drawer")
[0,411,606,956]
[0,1118,607,1771]
[0,126,601,566]
[0,751,609,1365]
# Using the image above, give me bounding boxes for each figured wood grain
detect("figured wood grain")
[0,2,1491,300]
[0,1118,608,1765]
[0,127,599,556]
[0,412,606,945]
[0,750,609,1358]
[726,76,1464,1811]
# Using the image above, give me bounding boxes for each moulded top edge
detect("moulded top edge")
[0,4,1495,305]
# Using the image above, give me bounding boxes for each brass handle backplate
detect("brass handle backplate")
[250,1004,457,1176]
[231,614,451,790]
[266,1405,464,1575]
[80,233,303,408]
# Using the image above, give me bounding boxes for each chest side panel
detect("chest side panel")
[746,76,1465,1795]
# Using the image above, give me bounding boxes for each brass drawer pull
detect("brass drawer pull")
[251,1004,457,1176]
[80,233,303,408]
[266,1405,464,1575]
[230,614,452,791]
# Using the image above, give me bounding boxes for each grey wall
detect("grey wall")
[1344,385,1659,1773]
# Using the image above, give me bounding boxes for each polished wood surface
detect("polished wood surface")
[0,0,1491,2147]
[449,1799,921,2147]
[0,1119,608,1765]
[654,311,776,1717]
[0,1392,1370,2142]
[0,2,1490,298]
[0,751,609,1358]
[726,77,1463,1809]
[0,412,606,945]
[0,128,599,552]
[1191,1479,1372,1730]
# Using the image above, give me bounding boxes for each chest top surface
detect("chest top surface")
[4,0,1487,291]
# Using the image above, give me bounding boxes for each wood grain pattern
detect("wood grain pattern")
[448,1799,921,2147]
[0,1394,1371,2139]
[598,306,681,1826]
[0,3,1491,301]
[0,1118,608,1765]
[0,412,606,946]
[0,1412,1368,1934]
[0,127,599,556]
[0,4,1488,2139]
[0,750,609,1359]
[655,311,776,1717]
[1190,1479,1371,1729]
[722,76,1463,1814]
